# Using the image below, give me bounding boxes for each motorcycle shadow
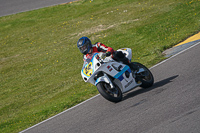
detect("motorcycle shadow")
[122,75,179,101]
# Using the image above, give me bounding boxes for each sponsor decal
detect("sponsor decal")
[125,79,134,88]
[107,65,113,72]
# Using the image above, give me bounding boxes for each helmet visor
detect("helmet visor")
[79,44,89,54]
[80,45,87,52]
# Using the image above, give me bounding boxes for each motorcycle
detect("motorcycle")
[81,48,154,102]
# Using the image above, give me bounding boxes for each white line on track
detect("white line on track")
[20,41,200,133]
[19,94,100,133]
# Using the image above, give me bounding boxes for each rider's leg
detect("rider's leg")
[113,51,137,71]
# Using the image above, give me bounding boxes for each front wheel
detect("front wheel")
[97,82,122,103]
[131,62,154,88]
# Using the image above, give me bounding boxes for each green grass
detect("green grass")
[0,0,200,132]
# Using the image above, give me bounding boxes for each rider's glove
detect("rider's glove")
[106,52,111,57]
[101,53,107,59]
[101,52,111,59]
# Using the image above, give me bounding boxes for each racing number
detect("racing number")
[83,62,93,76]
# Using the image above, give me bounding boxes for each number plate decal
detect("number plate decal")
[83,62,93,77]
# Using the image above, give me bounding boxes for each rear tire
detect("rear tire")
[131,62,154,88]
[97,82,122,103]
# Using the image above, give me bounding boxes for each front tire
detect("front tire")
[97,82,122,103]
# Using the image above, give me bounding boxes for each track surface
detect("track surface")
[2,1,200,132]
[21,42,200,133]
[0,0,74,17]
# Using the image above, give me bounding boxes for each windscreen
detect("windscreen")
[82,53,96,69]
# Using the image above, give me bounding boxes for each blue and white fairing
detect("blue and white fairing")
[81,48,140,93]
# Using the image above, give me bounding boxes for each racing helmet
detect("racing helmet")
[77,37,92,55]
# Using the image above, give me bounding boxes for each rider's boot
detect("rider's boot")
[123,58,138,72]
[113,51,138,72]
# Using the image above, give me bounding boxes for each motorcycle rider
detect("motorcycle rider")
[77,37,135,70]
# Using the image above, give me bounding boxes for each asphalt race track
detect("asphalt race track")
[20,42,200,133]
[0,0,74,17]
[1,1,200,133]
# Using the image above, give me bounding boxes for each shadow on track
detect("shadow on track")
[123,75,179,101]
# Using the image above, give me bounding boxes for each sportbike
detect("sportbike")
[81,48,154,102]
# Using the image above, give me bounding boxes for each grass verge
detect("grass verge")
[0,0,200,132]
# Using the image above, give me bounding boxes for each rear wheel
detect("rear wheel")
[97,82,122,103]
[131,62,154,88]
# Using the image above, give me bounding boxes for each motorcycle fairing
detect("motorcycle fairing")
[81,51,140,93]
[113,65,131,81]
[112,65,138,93]
[81,53,98,78]
[94,63,138,93]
